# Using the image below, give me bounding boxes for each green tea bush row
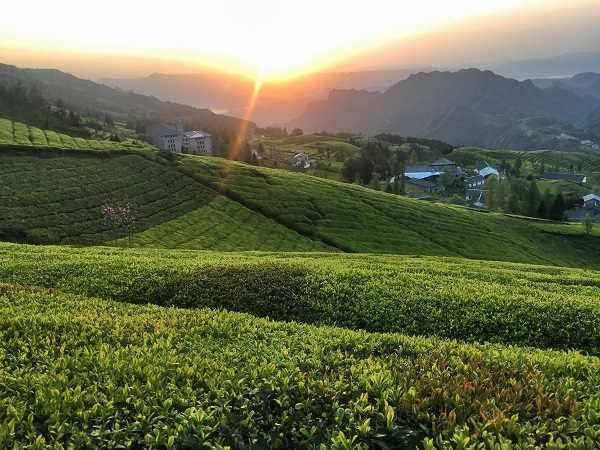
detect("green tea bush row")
[2,287,600,448]
[0,118,12,142]
[28,126,48,146]
[177,155,600,269]
[12,121,31,145]
[1,244,600,355]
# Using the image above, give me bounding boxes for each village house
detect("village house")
[564,192,600,223]
[183,131,212,156]
[292,152,317,168]
[541,172,587,183]
[404,158,466,182]
[405,178,445,193]
[474,161,500,178]
[149,124,184,152]
[465,175,485,188]
[465,189,485,208]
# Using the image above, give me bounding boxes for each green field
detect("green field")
[254,135,362,179]
[450,147,600,175]
[1,145,600,267]
[0,148,330,251]
[2,246,600,448]
[178,155,600,268]
[0,118,153,152]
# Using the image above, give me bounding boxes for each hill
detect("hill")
[0,63,254,133]
[288,68,600,150]
[1,140,600,267]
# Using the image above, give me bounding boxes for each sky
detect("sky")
[0,0,599,81]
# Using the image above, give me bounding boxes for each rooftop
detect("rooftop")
[184,131,211,139]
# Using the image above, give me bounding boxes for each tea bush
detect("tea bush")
[1,243,599,355]
[2,286,600,448]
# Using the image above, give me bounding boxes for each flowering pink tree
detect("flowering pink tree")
[101,201,136,247]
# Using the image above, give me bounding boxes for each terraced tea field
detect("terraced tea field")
[2,248,600,448]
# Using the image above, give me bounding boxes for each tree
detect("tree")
[437,168,454,190]
[342,156,374,184]
[536,200,548,219]
[582,214,594,235]
[520,160,534,179]
[101,201,136,247]
[484,176,511,212]
[290,128,303,137]
[548,193,565,221]
[524,180,540,216]
[104,114,114,128]
[393,173,405,195]
[369,172,381,190]
[448,194,465,206]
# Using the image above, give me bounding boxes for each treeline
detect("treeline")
[374,134,455,154]
[0,80,91,138]
[484,177,568,220]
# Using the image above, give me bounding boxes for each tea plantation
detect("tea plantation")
[1,243,599,355]
[2,279,600,449]
[3,126,600,448]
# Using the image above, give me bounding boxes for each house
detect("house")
[183,131,212,156]
[405,158,465,181]
[405,178,444,193]
[583,193,600,206]
[465,175,485,188]
[292,152,309,166]
[564,192,600,223]
[149,124,184,152]
[541,172,587,183]
[431,157,465,176]
[404,164,439,181]
[465,189,485,208]
[475,161,500,178]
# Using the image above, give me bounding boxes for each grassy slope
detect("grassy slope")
[2,134,600,266]
[0,148,330,251]
[3,285,600,448]
[178,155,600,268]
[0,117,153,151]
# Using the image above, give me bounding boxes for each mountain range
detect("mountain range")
[0,63,254,132]
[97,69,434,125]
[3,60,600,151]
[288,68,600,150]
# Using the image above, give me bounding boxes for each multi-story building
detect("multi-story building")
[149,124,212,155]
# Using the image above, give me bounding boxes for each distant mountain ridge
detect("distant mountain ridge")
[97,69,434,125]
[531,72,600,100]
[288,68,600,150]
[0,63,254,132]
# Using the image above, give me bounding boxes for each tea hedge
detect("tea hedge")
[0,149,329,251]
[1,243,599,356]
[2,285,600,449]
[177,155,600,268]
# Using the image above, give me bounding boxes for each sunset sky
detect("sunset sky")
[1,0,598,80]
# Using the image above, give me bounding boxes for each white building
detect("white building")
[475,161,500,178]
[183,131,212,156]
[149,124,212,155]
[149,124,184,152]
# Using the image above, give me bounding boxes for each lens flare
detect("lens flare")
[221,67,268,177]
